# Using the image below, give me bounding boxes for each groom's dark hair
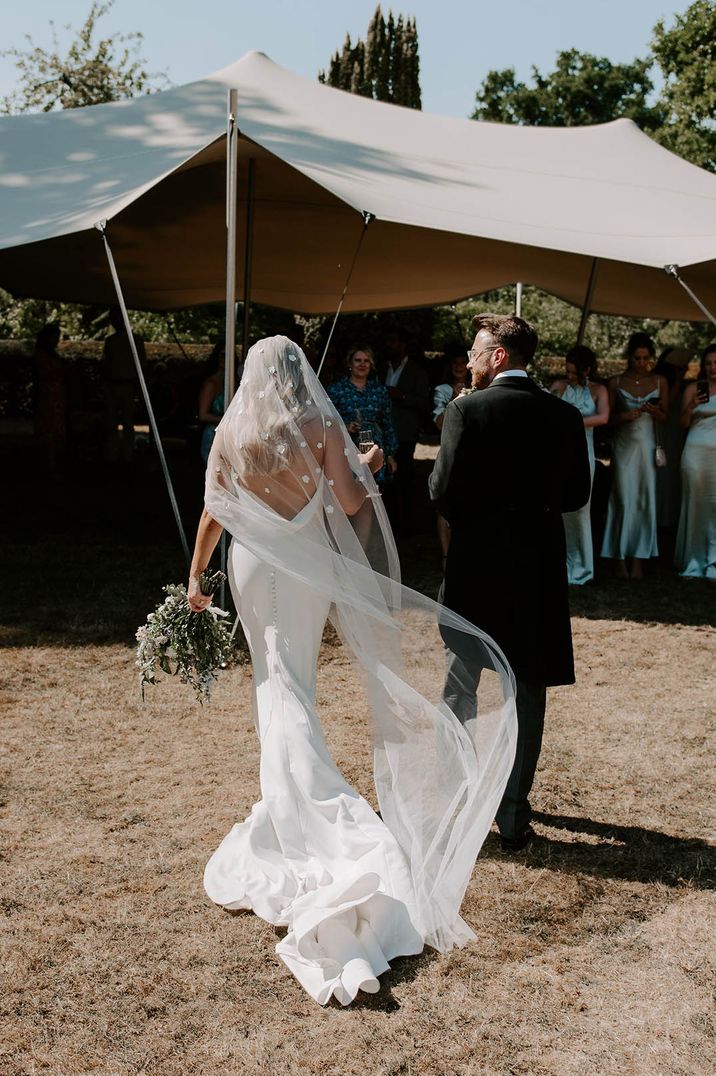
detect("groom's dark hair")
[471,314,538,366]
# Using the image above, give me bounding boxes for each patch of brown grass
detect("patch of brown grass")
[2,605,714,1075]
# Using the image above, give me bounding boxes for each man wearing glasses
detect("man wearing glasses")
[429,314,590,852]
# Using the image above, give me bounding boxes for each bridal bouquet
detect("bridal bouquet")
[136,569,237,703]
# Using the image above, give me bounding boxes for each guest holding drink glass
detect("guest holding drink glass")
[550,346,609,584]
[328,345,397,484]
[675,344,716,579]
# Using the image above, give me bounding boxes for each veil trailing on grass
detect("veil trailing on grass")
[205,335,517,955]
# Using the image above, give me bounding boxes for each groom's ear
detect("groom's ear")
[491,346,508,370]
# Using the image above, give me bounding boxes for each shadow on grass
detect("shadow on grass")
[2,449,713,645]
[484,812,716,890]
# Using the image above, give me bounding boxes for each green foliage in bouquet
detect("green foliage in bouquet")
[135,569,237,703]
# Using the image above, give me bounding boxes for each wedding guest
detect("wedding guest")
[33,321,66,480]
[550,346,609,584]
[654,347,691,544]
[674,344,716,579]
[432,343,470,433]
[600,332,667,579]
[199,340,226,463]
[199,339,244,464]
[101,306,146,463]
[328,345,397,484]
[432,342,470,557]
[382,328,429,537]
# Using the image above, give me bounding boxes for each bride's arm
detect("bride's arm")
[187,509,224,611]
[323,425,383,516]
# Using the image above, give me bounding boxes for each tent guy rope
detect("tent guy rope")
[664,265,716,329]
[316,212,375,380]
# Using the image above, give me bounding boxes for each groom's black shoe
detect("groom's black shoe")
[499,825,535,853]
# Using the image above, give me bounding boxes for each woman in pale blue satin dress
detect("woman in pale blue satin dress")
[675,345,716,579]
[601,333,668,579]
[551,346,609,584]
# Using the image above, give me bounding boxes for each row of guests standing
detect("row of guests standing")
[551,332,716,583]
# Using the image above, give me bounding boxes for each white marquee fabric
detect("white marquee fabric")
[0,50,715,319]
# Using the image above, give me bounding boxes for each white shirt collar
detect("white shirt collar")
[385,356,408,386]
[492,369,529,383]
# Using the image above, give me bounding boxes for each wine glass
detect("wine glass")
[358,428,374,453]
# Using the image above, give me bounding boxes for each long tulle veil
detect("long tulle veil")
[205,335,517,951]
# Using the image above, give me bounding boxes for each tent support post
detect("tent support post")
[219,88,240,608]
[576,258,599,344]
[224,89,240,407]
[317,211,375,379]
[241,157,256,361]
[664,265,716,328]
[97,223,191,565]
[514,282,523,318]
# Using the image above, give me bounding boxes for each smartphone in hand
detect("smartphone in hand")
[696,379,710,403]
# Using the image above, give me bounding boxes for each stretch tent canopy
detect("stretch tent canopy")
[1,50,715,320]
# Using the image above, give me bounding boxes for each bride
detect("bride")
[187,335,517,1006]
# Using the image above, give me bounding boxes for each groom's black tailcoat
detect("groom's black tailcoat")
[428,376,591,686]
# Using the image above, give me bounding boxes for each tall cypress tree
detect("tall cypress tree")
[318,5,421,109]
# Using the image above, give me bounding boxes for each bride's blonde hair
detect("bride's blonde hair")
[230,335,318,481]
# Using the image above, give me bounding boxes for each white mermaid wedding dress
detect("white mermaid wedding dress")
[204,487,423,1004]
[201,337,517,1006]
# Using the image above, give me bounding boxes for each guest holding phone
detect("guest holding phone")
[674,344,716,579]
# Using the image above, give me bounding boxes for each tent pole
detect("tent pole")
[219,88,240,608]
[576,258,599,344]
[664,265,716,328]
[224,89,240,405]
[514,281,523,317]
[241,157,256,360]
[317,211,375,379]
[97,223,190,565]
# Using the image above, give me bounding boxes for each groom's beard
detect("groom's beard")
[471,370,491,390]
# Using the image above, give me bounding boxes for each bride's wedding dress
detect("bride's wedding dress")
[202,337,517,1006]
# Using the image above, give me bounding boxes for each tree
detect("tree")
[651,0,716,172]
[319,5,421,109]
[0,0,163,114]
[0,3,218,343]
[472,48,659,129]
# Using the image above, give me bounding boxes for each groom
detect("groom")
[428,314,591,851]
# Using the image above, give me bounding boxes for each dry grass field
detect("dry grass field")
[1,449,714,1075]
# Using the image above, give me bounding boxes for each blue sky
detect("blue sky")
[1,0,687,117]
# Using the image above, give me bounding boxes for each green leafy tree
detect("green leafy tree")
[472,48,660,129]
[0,2,249,347]
[319,5,421,109]
[0,0,163,114]
[651,0,716,172]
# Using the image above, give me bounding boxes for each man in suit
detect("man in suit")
[382,328,430,537]
[428,314,591,851]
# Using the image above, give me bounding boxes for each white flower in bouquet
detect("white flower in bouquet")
[136,569,238,703]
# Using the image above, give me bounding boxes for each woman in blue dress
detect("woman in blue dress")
[675,345,716,579]
[328,345,398,484]
[550,345,609,584]
[199,340,243,464]
[601,332,668,579]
